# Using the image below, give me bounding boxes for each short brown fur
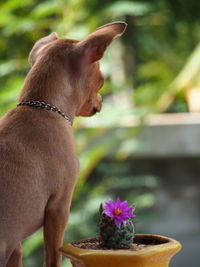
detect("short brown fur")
[0,22,126,267]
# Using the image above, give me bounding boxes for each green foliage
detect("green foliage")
[103,1,150,17]
[1,0,200,266]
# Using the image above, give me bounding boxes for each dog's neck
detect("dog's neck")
[19,60,78,123]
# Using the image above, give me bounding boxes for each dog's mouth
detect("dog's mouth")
[76,99,102,117]
[92,106,102,115]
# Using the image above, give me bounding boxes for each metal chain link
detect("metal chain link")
[17,100,72,125]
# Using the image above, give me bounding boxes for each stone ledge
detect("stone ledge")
[135,113,200,158]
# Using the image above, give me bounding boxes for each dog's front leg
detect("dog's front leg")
[43,198,69,267]
[6,243,23,267]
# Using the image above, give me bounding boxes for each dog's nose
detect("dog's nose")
[93,107,100,114]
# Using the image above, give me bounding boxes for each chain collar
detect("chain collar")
[17,100,72,125]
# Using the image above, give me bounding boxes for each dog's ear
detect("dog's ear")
[77,22,127,63]
[29,32,58,66]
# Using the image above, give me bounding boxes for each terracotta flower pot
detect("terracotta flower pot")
[60,234,182,267]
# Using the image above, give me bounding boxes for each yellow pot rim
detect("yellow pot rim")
[60,234,182,259]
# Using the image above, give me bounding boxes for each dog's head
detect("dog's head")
[28,22,127,117]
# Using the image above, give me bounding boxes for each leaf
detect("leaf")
[3,18,42,35]
[22,230,43,256]
[0,0,34,26]
[0,59,27,76]
[74,145,106,198]
[103,1,150,17]
[30,1,59,19]
[157,42,200,111]
[0,0,34,11]
[0,75,23,116]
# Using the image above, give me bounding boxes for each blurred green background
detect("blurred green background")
[1,0,200,266]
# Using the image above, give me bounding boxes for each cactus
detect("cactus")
[99,198,136,249]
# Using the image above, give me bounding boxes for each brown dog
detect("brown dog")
[0,22,126,267]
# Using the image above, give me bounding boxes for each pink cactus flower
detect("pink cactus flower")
[103,197,136,228]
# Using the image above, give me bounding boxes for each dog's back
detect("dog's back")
[0,107,77,264]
